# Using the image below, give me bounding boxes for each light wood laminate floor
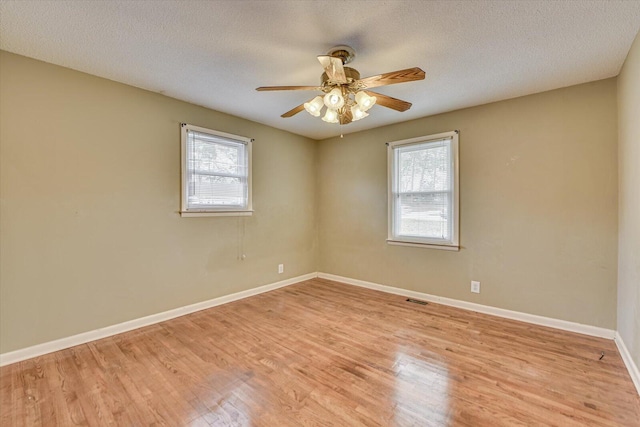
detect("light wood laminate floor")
[1,278,639,426]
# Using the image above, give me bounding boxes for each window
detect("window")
[387,131,459,250]
[180,123,253,217]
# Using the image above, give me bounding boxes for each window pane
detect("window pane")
[183,127,250,212]
[397,192,450,240]
[188,132,246,177]
[388,133,458,247]
[397,142,450,193]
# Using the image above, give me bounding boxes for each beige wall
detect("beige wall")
[0,48,624,355]
[0,52,318,353]
[318,79,618,329]
[617,30,640,368]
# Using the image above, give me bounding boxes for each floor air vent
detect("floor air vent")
[406,298,428,305]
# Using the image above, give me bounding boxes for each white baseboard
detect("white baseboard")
[615,332,640,395]
[0,272,318,367]
[0,271,623,373]
[317,272,616,339]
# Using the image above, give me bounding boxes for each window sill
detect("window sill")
[386,239,459,251]
[180,210,253,218]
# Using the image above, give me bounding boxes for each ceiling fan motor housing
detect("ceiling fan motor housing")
[321,67,361,88]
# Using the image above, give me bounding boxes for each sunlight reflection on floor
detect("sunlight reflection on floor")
[393,349,451,426]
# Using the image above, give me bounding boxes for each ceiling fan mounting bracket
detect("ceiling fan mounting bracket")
[327,45,356,65]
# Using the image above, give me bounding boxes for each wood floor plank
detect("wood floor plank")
[1,278,639,426]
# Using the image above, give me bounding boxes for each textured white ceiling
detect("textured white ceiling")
[1,0,639,140]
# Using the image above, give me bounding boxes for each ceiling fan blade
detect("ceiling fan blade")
[318,55,347,84]
[281,103,306,118]
[339,107,353,125]
[357,67,425,89]
[364,91,412,112]
[256,86,321,91]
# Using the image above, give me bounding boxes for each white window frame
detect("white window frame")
[387,130,459,251]
[180,123,253,217]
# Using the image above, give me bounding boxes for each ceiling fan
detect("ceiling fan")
[256,45,425,125]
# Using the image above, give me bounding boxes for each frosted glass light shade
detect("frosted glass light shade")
[355,91,376,111]
[351,105,369,121]
[323,88,345,109]
[322,108,339,123]
[303,96,324,117]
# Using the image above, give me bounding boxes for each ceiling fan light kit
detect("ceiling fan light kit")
[355,91,376,111]
[323,88,345,109]
[322,108,339,123]
[303,96,324,117]
[351,105,369,121]
[256,45,425,126]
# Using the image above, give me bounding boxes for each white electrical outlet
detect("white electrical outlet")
[471,281,480,293]
[278,264,284,274]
